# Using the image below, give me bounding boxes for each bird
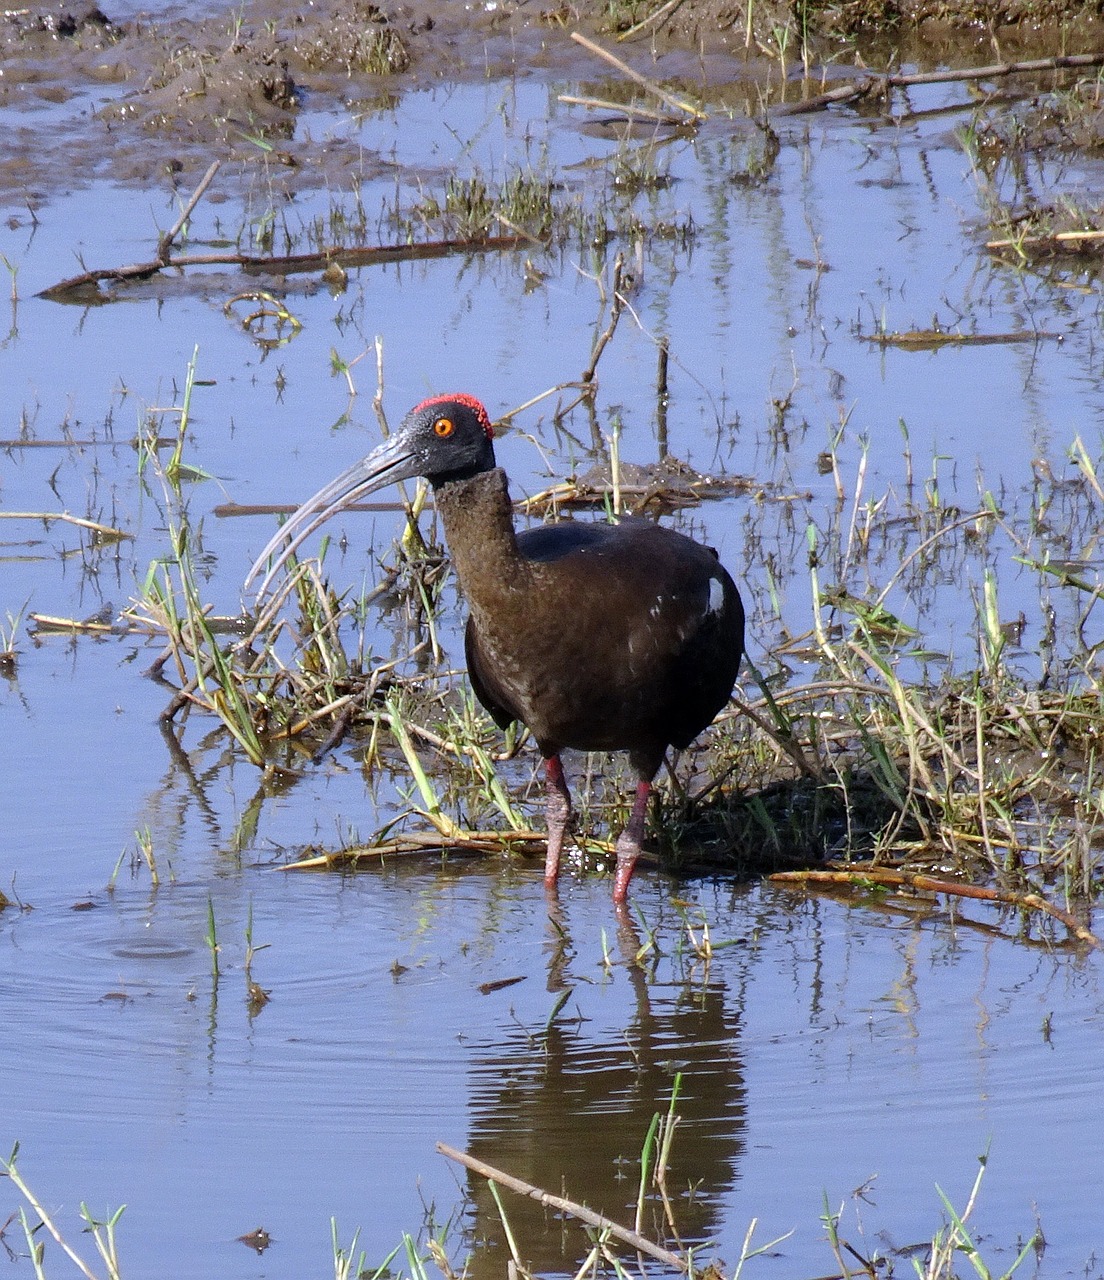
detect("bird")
[247,393,745,903]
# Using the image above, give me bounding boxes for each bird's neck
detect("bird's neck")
[432,467,526,601]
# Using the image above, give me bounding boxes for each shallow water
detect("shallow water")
[2,23,1104,1280]
[4,872,1103,1277]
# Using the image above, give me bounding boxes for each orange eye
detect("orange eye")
[433,417,454,437]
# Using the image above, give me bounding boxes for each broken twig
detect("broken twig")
[986,227,1104,253]
[38,235,530,301]
[569,30,706,121]
[773,51,1104,116]
[0,510,131,540]
[865,328,1061,350]
[436,1142,689,1270]
[770,866,1102,949]
[582,252,627,385]
[158,159,221,262]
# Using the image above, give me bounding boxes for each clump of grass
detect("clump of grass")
[131,353,447,780]
[431,1092,1036,1280]
[982,193,1104,271]
[0,600,27,676]
[1,1142,126,1280]
[134,826,160,887]
[397,138,698,253]
[963,79,1104,274]
[304,190,373,253]
[668,437,1104,937]
[610,147,675,196]
[130,351,266,767]
[290,0,409,75]
[603,0,651,33]
[131,354,529,858]
[969,76,1104,164]
[229,114,707,271]
[410,171,560,241]
[822,1149,1040,1280]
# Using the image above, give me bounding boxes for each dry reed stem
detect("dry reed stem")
[569,31,706,121]
[865,329,1058,349]
[987,227,1104,251]
[28,613,114,635]
[436,1142,688,1271]
[557,94,681,122]
[0,511,131,540]
[39,237,530,300]
[582,252,627,385]
[283,830,549,869]
[771,867,1102,949]
[158,159,221,260]
[774,52,1104,117]
[616,0,687,40]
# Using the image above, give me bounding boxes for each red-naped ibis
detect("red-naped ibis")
[247,393,744,902]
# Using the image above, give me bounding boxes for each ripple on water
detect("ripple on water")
[1,867,507,1142]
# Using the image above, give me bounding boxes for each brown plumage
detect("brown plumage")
[247,394,745,903]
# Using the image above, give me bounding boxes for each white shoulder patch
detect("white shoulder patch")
[707,576,726,616]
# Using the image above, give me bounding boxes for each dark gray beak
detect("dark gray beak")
[245,431,424,601]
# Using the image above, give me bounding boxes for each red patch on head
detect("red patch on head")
[413,392,494,440]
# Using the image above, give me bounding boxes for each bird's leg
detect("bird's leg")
[543,754,573,889]
[612,779,652,904]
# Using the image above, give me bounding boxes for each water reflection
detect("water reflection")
[464,909,746,1275]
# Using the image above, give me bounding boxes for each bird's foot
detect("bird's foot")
[612,848,638,904]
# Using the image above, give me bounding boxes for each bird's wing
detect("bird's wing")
[464,615,519,731]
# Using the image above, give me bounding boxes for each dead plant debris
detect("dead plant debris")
[771,864,1101,948]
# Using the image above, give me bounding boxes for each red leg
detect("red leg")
[612,780,652,903]
[543,754,572,889]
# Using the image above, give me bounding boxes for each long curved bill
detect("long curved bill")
[245,432,423,601]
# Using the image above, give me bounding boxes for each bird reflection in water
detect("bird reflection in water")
[458,906,746,1277]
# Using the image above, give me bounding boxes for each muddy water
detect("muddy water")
[2,19,1104,1280]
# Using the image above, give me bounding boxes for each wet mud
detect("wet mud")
[4,0,1104,208]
